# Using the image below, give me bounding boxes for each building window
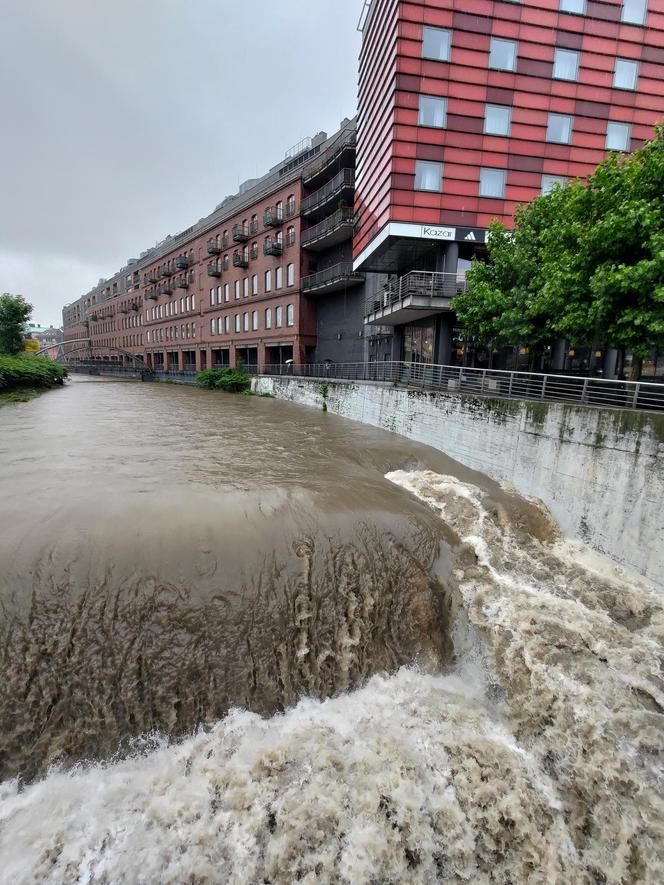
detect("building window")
[560,0,586,12]
[479,168,506,198]
[606,121,631,151]
[546,113,573,144]
[287,263,295,286]
[224,283,229,302]
[265,269,272,292]
[252,310,258,331]
[235,314,240,332]
[613,58,639,90]
[286,194,296,217]
[286,226,296,246]
[210,318,215,335]
[286,304,294,327]
[217,317,223,334]
[275,306,283,327]
[234,280,240,300]
[484,104,512,136]
[422,26,451,62]
[541,174,567,194]
[489,38,517,71]
[243,312,249,332]
[418,95,447,128]
[622,0,647,24]
[415,160,443,192]
[276,266,283,289]
[265,308,272,329]
[224,316,229,333]
[209,288,214,307]
[216,286,221,305]
[252,274,258,295]
[553,48,580,81]
[243,277,249,298]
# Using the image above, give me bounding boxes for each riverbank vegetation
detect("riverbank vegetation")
[0,354,67,397]
[454,126,664,379]
[196,366,251,393]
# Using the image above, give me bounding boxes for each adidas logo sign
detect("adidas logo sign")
[464,231,477,241]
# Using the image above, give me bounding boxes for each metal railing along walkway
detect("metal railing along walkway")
[253,361,664,413]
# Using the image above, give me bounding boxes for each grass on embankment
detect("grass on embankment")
[0,354,67,406]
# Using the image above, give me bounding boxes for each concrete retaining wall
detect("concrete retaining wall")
[254,376,664,589]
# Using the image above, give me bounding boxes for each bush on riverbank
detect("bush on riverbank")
[0,354,67,391]
[196,366,251,393]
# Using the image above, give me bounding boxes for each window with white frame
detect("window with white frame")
[541,174,567,194]
[275,306,283,327]
[276,266,283,289]
[210,318,215,335]
[418,95,447,128]
[252,274,258,295]
[243,312,249,332]
[484,104,512,136]
[209,288,214,307]
[415,160,443,192]
[265,269,272,292]
[252,310,258,331]
[243,277,249,298]
[224,316,229,333]
[217,286,222,305]
[622,0,647,24]
[234,280,240,300]
[546,113,573,144]
[286,304,294,326]
[235,314,240,332]
[605,121,631,151]
[265,308,272,329]
[224,283,229,302]
[287,263,295,286]
[217,317,223,334]
[553,48,580,81]
[422,26,451,62]
[489,38,517,71]
[479,168,506,198]
[560,0,586,12]
[613,58,639,89]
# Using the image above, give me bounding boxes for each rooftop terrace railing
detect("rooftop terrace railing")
[252,361,664,413]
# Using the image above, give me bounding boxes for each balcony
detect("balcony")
[176,276,189,289]
[301,169,354,219]
[301,208,355,252]
[207,239,222,255]
[263,238,283,257]
[249,219,260,236]
[207,262,222,278]
[160,266,172,278]
[129,302,140,311]
[175,255,191,270]
[221,256,230,271]
[250,243,259,260]
[233,250,249,268]
[159,282,173,295]
[301,262,364,294]
[303,133,356,189]
[222,234,230,248]
[232,224,249,243]
[89,313,98,321]
[119,306,129,314]
[144,289,158,301]
[264,206,284,227]
[364,272,468,326]
[146,271,158,284]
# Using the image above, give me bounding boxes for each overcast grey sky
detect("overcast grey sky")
[0,0,362,326]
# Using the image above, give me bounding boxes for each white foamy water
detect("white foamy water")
[1,470,663,883]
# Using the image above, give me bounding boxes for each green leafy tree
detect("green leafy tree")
[0,293,33,355]
[455,126,664,379]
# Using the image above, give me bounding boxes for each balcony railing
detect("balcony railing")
[160,267,172,278]
[264,207,284,227]
[207,240,222,255]
[263,239,283,257]
[222,257,230,271]
[233,251,249,268]
[301,207,355,250]
[303,133,357,186]
[129,302,140,311]
[146,271,158,284]
[301,261,365,293]
[286,201,298,219]
[207,262,222,277]
[176,276,189,289]
[119,306,129,314]
[249,219,260,235]
[175,255,191,270]
[222,234,230,248]
[301,169,355,216]
[364,271,467,324]
[160,282,173,295]
[144,289,158,301]
[232,224,249,243]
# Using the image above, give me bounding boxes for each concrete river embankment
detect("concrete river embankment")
[0,376,662,883]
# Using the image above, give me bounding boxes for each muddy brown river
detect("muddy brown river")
[0,376,662,883]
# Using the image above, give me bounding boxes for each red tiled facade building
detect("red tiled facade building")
[355,0,664,367]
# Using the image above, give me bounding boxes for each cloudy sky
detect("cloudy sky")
[0,0,362,327]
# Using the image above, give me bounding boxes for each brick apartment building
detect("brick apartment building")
[62,121,366,373]
[355,0,664,372]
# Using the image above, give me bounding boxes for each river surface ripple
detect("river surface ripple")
[0,376,662,884]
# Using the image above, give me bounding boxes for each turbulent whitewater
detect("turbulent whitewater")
[2,468,663,883]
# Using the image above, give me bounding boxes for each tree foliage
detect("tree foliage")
[454,127,664,369]
[0,293,33,355]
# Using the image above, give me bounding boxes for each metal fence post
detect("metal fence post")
[541,375,547,400]
[632,383,640,410]
[581,378,589,404]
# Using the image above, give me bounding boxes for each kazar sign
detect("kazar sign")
[419,224,487,244]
